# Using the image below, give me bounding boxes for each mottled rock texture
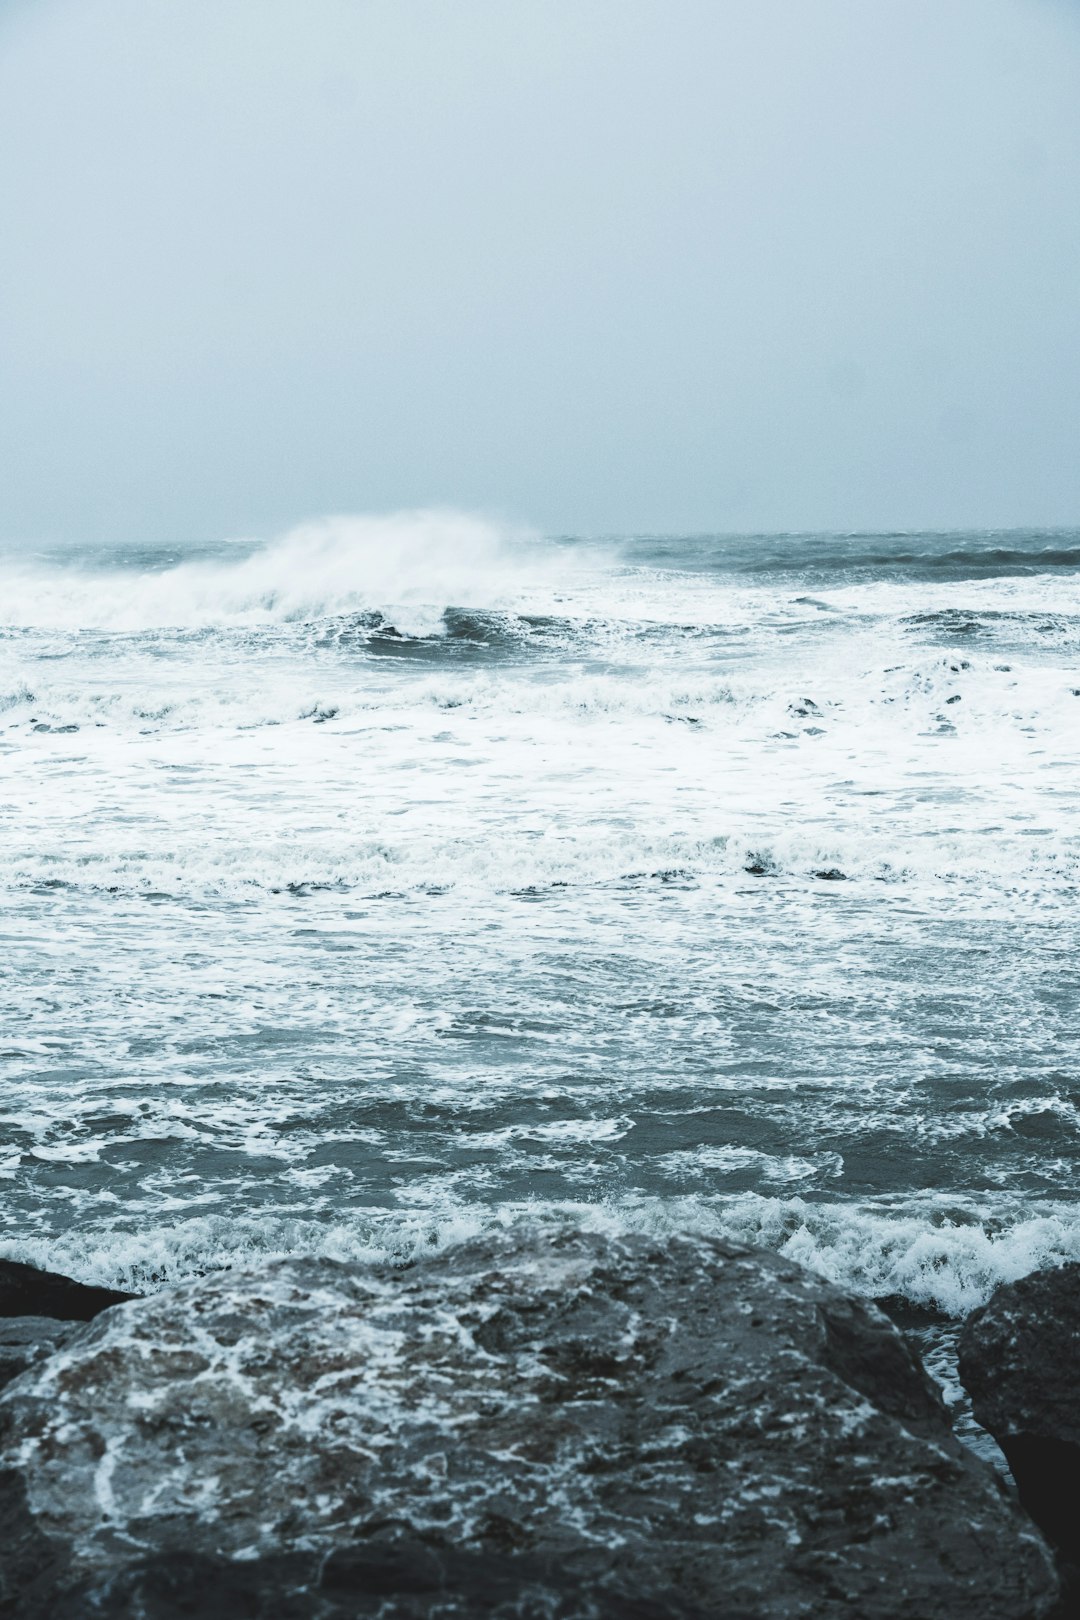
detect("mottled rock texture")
[0,1229,1060,1618]
[959,1262,1080,1576]
[0,1318,76,1393]
[0,1259,133,1398]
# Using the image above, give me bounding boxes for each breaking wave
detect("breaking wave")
[4,1193,1079,1318]
[0,511,568,634]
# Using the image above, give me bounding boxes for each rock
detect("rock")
[0,1319,77,1393]
[0,1258,130,1404]
[0,1258,135,1322]
[959,1262,1080,1572]
[0,1228,1059,1619]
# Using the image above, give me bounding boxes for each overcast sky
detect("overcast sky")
[1,0,1079,544]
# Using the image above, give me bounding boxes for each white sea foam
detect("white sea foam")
[4,1194,1080,1318]
[3,818,1079,903]
[5,650,1078,737]
[4,521,1080,1340]
[0,510,568,633]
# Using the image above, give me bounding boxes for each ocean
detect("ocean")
[3,517,1080,1441]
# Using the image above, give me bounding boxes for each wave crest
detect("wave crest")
[0,510,550,633]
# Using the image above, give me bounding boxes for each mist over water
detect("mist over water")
[3,516,1079,1371]
[4,514,557,634]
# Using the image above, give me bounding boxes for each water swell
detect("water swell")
[620,529,1080,583]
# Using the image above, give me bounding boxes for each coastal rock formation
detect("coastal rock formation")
[0,1229,1060,1619]
[0,1259,135,1394]
[959,1262,1080,1575]
[0,1257,135,1322]
[0,1318,76,1394]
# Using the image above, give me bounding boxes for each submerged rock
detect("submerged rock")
[0,1229,1059,1619]
[0,1257,135,1322]
[959,1262,1080,1575]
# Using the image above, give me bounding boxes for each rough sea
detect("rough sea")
[4,516,1080,1438]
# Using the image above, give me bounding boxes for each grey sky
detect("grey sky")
[2,0,1079,543]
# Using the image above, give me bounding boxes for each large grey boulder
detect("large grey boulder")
[959,1262,1080,1577]
[0,1228,1060,1618]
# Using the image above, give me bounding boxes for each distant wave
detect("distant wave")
[6,518,1080,638]
[621,531,1080,582]
[0,511,568,634]
[751,544,1080,577]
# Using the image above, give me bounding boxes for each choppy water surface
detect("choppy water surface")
[3,518,1080,1384]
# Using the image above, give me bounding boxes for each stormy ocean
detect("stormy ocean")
[4,518,1080,1434]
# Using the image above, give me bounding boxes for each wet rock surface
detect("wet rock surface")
[0,1229,1061,1618]
[0,1261,133,1397]
[959,1262,1080,1595]
[0,1318,77,1393]
[0,1257,135,1322]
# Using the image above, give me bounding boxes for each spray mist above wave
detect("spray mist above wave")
[0,511,570,634]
